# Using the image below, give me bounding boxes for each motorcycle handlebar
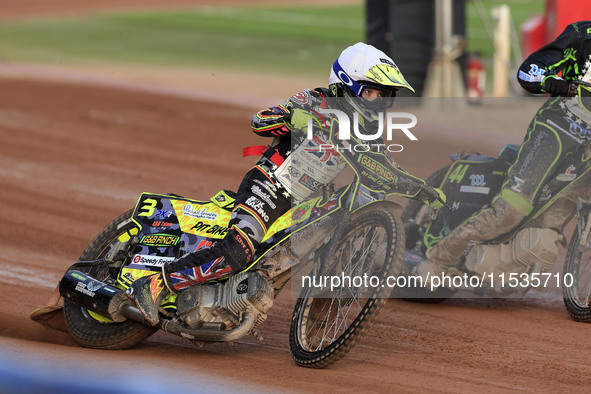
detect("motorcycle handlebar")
[569,80,591,97]
[417,182,452,211]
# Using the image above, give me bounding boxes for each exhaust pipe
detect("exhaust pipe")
[158,312,257,342]
[60,270,259,342]
[59,270,135,322]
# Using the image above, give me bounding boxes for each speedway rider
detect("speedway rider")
[130,42,445,326]
[424,21,591,276]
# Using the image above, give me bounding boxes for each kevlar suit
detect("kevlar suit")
[427,21,591,267]
[128,41,443,326]
[165,87,433,290]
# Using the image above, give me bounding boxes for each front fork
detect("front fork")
[576,198,591,249]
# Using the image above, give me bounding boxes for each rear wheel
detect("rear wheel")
[63,210,157,349]
[289,206,403,368]
[563,209,591,322]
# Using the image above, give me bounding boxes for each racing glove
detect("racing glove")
[270,106,291,135]
[419,186,446,210]
[289,108,317,134]
[542,76,569,96]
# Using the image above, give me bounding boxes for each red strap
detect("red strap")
[242,145,266,158]
[242,145,285,167]
[268,150,285,166]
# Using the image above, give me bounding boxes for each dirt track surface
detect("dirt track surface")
[2,73,591,393]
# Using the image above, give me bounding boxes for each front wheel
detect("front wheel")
[563,210,591,322]
[289,206,403,368]
[400,164,455,302]
[401,164,450,251]
[63,210,157,349]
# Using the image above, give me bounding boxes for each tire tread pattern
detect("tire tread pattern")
[64,210,157,349]
[289,206,403,368]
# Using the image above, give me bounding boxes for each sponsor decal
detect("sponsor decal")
[245,196,270,222]
[368,67,383,83]
[537,184,552,202]
[511,176,525,193]
[360,155,378,171]
[86,280,103,292]
[233,231,253,261]
[298,173,321,191]
[251,185,277,209]
[374,162,396,183]
[292,205,312,221]
[566,118,591,141]
[358,155,397,183]
[556,165,577,181]
[182,204,218,220]
[152,220,173,228]
[279,172,291,184]
[75,281,96,297]
[357,188,378,202]
[253,179,278,199]
[71,272,87,281]
[131,254,175,268]
[191,221,229,236]
[459,185,490,195]
[518,65,545,83]
[288,165,301,178]
[141,234,179,247]
[155,210,172,219]
[379,57,395,67]
[469,174,486,187]
[461,175,490,194]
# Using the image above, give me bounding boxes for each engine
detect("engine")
[175,271,274,330]
[464,227,560,280]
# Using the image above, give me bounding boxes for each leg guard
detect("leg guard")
[164,229,253,291]
[427,110,576,267]
[426,197,526,267]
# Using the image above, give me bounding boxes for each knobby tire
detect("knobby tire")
[289,206,404,368]
[63,210,157,349]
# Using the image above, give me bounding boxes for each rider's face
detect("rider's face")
[361,87,393,101]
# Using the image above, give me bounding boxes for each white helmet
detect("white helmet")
[329,42,414,121]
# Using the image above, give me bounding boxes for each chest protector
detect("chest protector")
[273,134,346,203]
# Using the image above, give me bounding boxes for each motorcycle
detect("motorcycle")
[562,81,591,322]
[30,118,438,368]
[401,81,591,308]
